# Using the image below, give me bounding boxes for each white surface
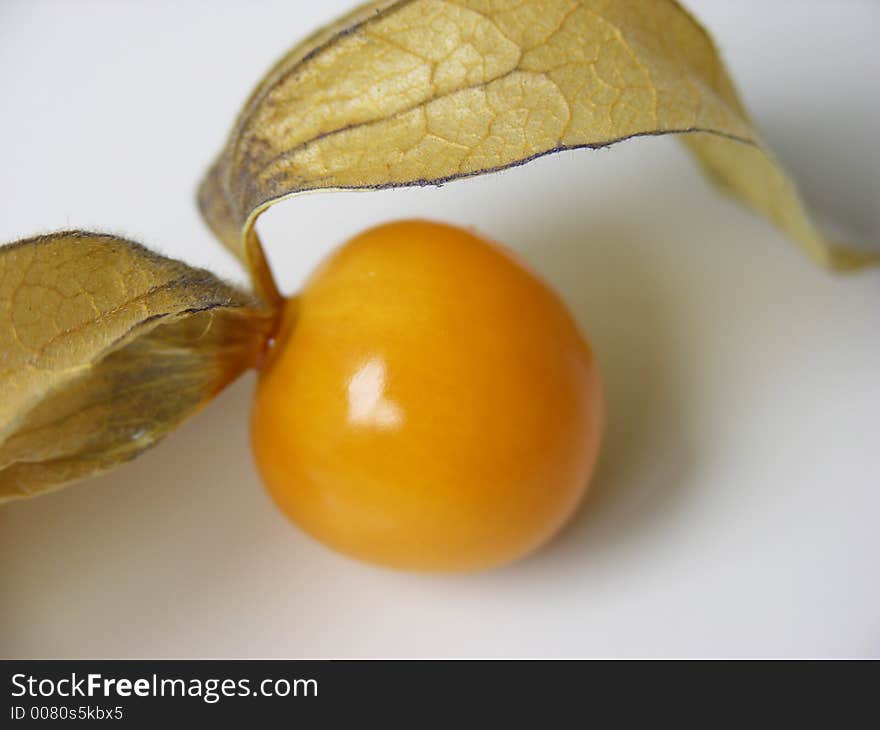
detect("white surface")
[1,0,878,658]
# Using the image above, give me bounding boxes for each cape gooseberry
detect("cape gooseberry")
[251,220,603,571]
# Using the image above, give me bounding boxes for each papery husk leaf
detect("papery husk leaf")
[199,0,877,298]
[0,232,273,503]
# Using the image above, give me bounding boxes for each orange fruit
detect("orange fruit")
[251,220,603,571]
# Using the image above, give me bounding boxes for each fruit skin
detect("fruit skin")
[252,220,604,572]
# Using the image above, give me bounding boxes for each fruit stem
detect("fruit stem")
[258,295,298,373]
[246,227,284,311]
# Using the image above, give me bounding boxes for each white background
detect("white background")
[1,0,878,658]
